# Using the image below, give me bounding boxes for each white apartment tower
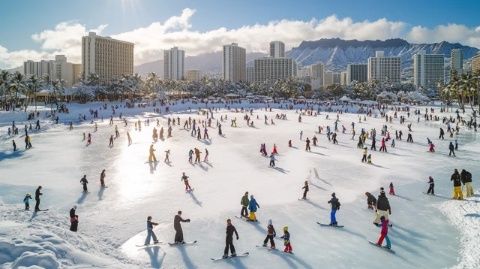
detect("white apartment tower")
[413,51,445,89]
[223,43,246,82]
[164,47,185,80]
[367,51,401,84]
[254,58,297,82]
[82,32,134,83]
[24,55,79,87]
[269,41,285,58]
[450,49,463,75]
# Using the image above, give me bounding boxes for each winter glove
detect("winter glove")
[187,219,191,222]
[236,236,239,240]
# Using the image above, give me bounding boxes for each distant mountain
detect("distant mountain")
[135,52,266,77]
[287,38,479,71]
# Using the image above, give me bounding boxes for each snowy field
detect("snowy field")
[0,101,479,269]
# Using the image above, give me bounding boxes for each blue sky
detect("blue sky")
[0,0,479,68]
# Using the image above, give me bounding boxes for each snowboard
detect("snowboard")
[136,242,163,248]
[168,241,197,246]
[368,241,395,254]
[211,252,249,261]
[317,222,344,228]
[35,209,49,212]
[235,216,260,223]
[256,245,279,251]
[298,198,308,201]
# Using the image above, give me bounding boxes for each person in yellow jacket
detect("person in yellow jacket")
[148,144,157,162]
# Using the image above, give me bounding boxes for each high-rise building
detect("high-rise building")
[164,47,185,80]
[254,57,297,82]
[269,41,285,58]
[23,60,54,80]
[310,63,324,86]
[223,43,246,82]
[472,53,480,74]
[333,72,341,85]
[341,72,348,86]
[72,64,82,85]
[346,64,368,84]
[451,48,463,75]
[367,51,401,84]
[24,55,80,87]
[246,66,255,83]
[82,32,134,83]
[186,70,202,81]
[323,71,334,87]
[413,51,445,89]
[53,55,74,87]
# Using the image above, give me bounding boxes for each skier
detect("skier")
[374,189,391,226]
[451,169,463,199]
[269,153,276,167]
[181,172,193,192]
[302,181,309,199]
[240,192,249,218]
[23,193,32,210]
[280,226,292,253]
[174,211,191,244]
[70,205,79,232]
[376,216,391,249]
[100,169,106,187]
[305,138,311,151]
[248,195,260,222]
[223,219,239,258]
[365,192,376,210]
[407,133,413,143]
[379,138,387,152]
[448,142,456,157]
[389,183,395,195]
[461,169,474,197]
[145,216,159,245]
[429,142,435,152]
[361,147,368,163]
[439,128,445,139]
[262,219,276,249]
[426,176,435,195]
[34,186,42,212]
[328,193,340,226]
[80,175,88,192]
[149,144,157,162]
[164,150,171,163]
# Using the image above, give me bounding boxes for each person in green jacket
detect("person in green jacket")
[240,192,249,218]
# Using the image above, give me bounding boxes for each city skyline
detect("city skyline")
[1,0,480,69]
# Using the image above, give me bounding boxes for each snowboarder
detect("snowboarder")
[174,211,191,244]
[374,189,391,225]
[262,219,276,249]
[248,195,260,222]
[23,193,32,210]
[376,216,391,249]
[461,169,474,197]
[365,192,376,210]
[302,181,309,199]
[451,169,463,200]
[389,183,395,195]
[149,144,157,162]
[280,226,292,253]
[80,175,88,192]
[240,192,249,218]
[223,219,239,258]
[145,216,159,245]
[426,176,435,195]
[70,206,79,232]
[34,186,42,212]
[100,169,106,187]
[181,172,193,192]
[328,193,340,226]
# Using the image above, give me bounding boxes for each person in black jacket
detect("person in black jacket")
[34,186,42,212]
[426,176,435,195]
[80,175,88,192]
[174,211,191,244]
[70,206,79,232]
[223,219,239,258]
[302,181,309,199]
[365,192,377,210]
[448,142,456,157]
[328,193,340,226]
[374,189,391,225]
[451,169,463,199]
[460,169,474,197]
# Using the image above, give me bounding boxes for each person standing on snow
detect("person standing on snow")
[448,142,456,157]
[376,216,391,249]
[145,216,159,245]
[302,181,309,199]
[34,186,42,212]
[389,183,395,195]
[460,169,474,197]
[451,169,463,200]
[248,195,260,221]
[426,176,435,195]
[263,219,276,249]
[174,211,191,244]
[223,219,239,258]
[269,153,276,167]
[100,169,106,187]
[240,192,249,218]
[365,192,376,210]
[181,172,193,192]
[361,147,368,163]
[23,193,32,210]
[305,138,311,151]
[280,226,292,253]
[149,144,157,162]
[374,189,391,226]
[328,193,340,226]
[70,206,79,232]
[80,175,89,192]
[12,140,17,152]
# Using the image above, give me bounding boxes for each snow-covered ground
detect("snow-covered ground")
[0,101,478,269]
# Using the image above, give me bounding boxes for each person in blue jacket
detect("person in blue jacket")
[248,195,260,222]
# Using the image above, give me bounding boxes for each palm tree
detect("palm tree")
[27,75,41,112]
[8,72,25,111]
[0,70,10,110]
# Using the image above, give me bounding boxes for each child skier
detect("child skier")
[280,226,292,253]
[23,193,32,210]
[263,219,276,249]
[365,192,376,210]
[389,182,395,195]
[376,216,391,249]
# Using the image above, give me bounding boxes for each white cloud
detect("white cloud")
[1,9,479,69]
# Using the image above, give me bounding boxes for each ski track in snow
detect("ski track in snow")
[0,101,478,269]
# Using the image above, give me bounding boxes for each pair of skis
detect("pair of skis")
[136,240,197,248]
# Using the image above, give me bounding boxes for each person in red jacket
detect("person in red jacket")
[376,216,391,249]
